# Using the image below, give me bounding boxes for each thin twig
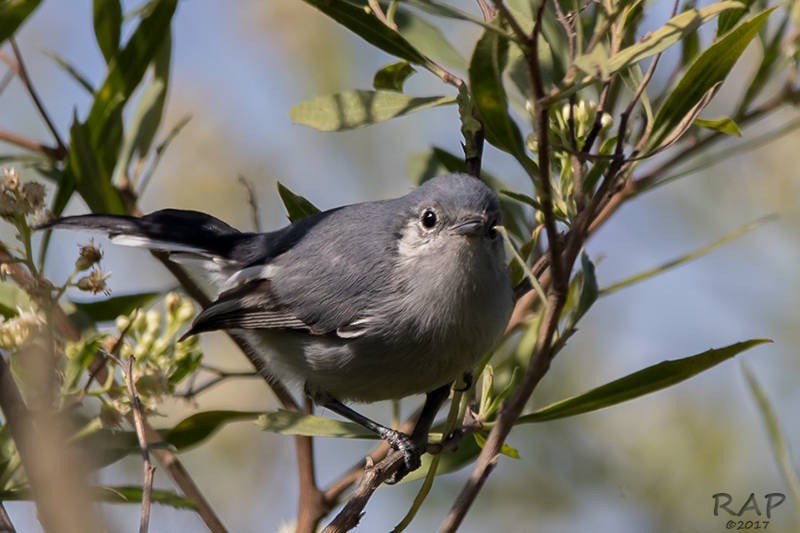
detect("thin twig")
[0,243,229,532]
[476,0,495,20]
[7,39,67,160]
[295,398,330,533]
[440,292,565,532]
[178,370,259,399]
[367,0,397,30]
[323,390,449,532]
[0,130,64,160]
[120,355,155,533]
[237,175,262,232]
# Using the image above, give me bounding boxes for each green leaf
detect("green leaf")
[0,0,41,45]
[0,485,196,510]
[94,485,197,509]
[302,0,426,64]
[43,50,95,93]
[62,334,104,394]
[84,0,177,166]
[67,114,127,214]
[257,410,375,439]
[647,7,774,152]
[276,182,321,223]
[717,0,756,36]
[70,291,162,323]
[694,117,742,137]
[402,432,480,482]
[373,60,416,92]
[394,5,467,71]
[500,189,541,211]
[473,431,520,459]
[400,0,497,30]
[469,23,535,174]
[517,339,772,424]
[165,410,263,451]
[113,31,172,185]
[564,252,597,327]
[93,0,122,63]
[742,363,800,504]
[601,215,774,296]
[0,282,31,319]
[289,90,455,131]
[574,2,746,80]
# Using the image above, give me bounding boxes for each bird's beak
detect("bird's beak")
[450,215,487,236]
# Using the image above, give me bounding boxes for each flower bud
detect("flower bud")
[3,168,19,191]
[76,269,110,295]
[75,243,103,271]
[21,182,45,212]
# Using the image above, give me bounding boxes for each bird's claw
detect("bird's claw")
[381,430,422,484]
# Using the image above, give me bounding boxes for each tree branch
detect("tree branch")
[6,40,67,160]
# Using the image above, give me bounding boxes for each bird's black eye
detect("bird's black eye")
[421,209,437,229]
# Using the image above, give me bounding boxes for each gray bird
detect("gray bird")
[42,173,513,473]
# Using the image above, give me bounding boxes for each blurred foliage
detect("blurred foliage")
[0,0,799,531]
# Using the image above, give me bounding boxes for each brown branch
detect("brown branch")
[440,289,565,531]
[0,130,64,160]
[7,40,68,160]
[295,399,330,533]
[0,354,106,533]
[237,174,262,232]
[321,391,450,531]
[120,355,155,533]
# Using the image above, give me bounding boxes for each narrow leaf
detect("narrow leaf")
[647,7,775,151]
[95,485,197,509]
[394,5,467,71]
[474,432,520,459]
[0,485,193,508]
[516,339,772,424]
[112,32,172,185]
[290,90,455,131]
[373,61,416,92]
[694,117,742,137]
[302,0,426,64]
[469,24,535,173]
[44,50,95,93]
[0,0,41,45]
[67,115,126,214]
[401,432,481,482]
[276,182,321,223]
[258,410,375,439]
[165,410,263,451]
[93,0,122,63]
[86,0,177,140]
[574,2,745,79]
[601,215,774,296]
[742,363,800,504]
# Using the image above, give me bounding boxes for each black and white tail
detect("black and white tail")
[40,209,270,283]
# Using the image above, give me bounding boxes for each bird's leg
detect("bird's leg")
[314,384,451,482]
[317,396,421,471]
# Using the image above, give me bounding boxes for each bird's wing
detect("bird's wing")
[183,279,313,339]
[189,201,405,339]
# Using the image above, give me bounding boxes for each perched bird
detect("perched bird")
[42,173,513,472]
